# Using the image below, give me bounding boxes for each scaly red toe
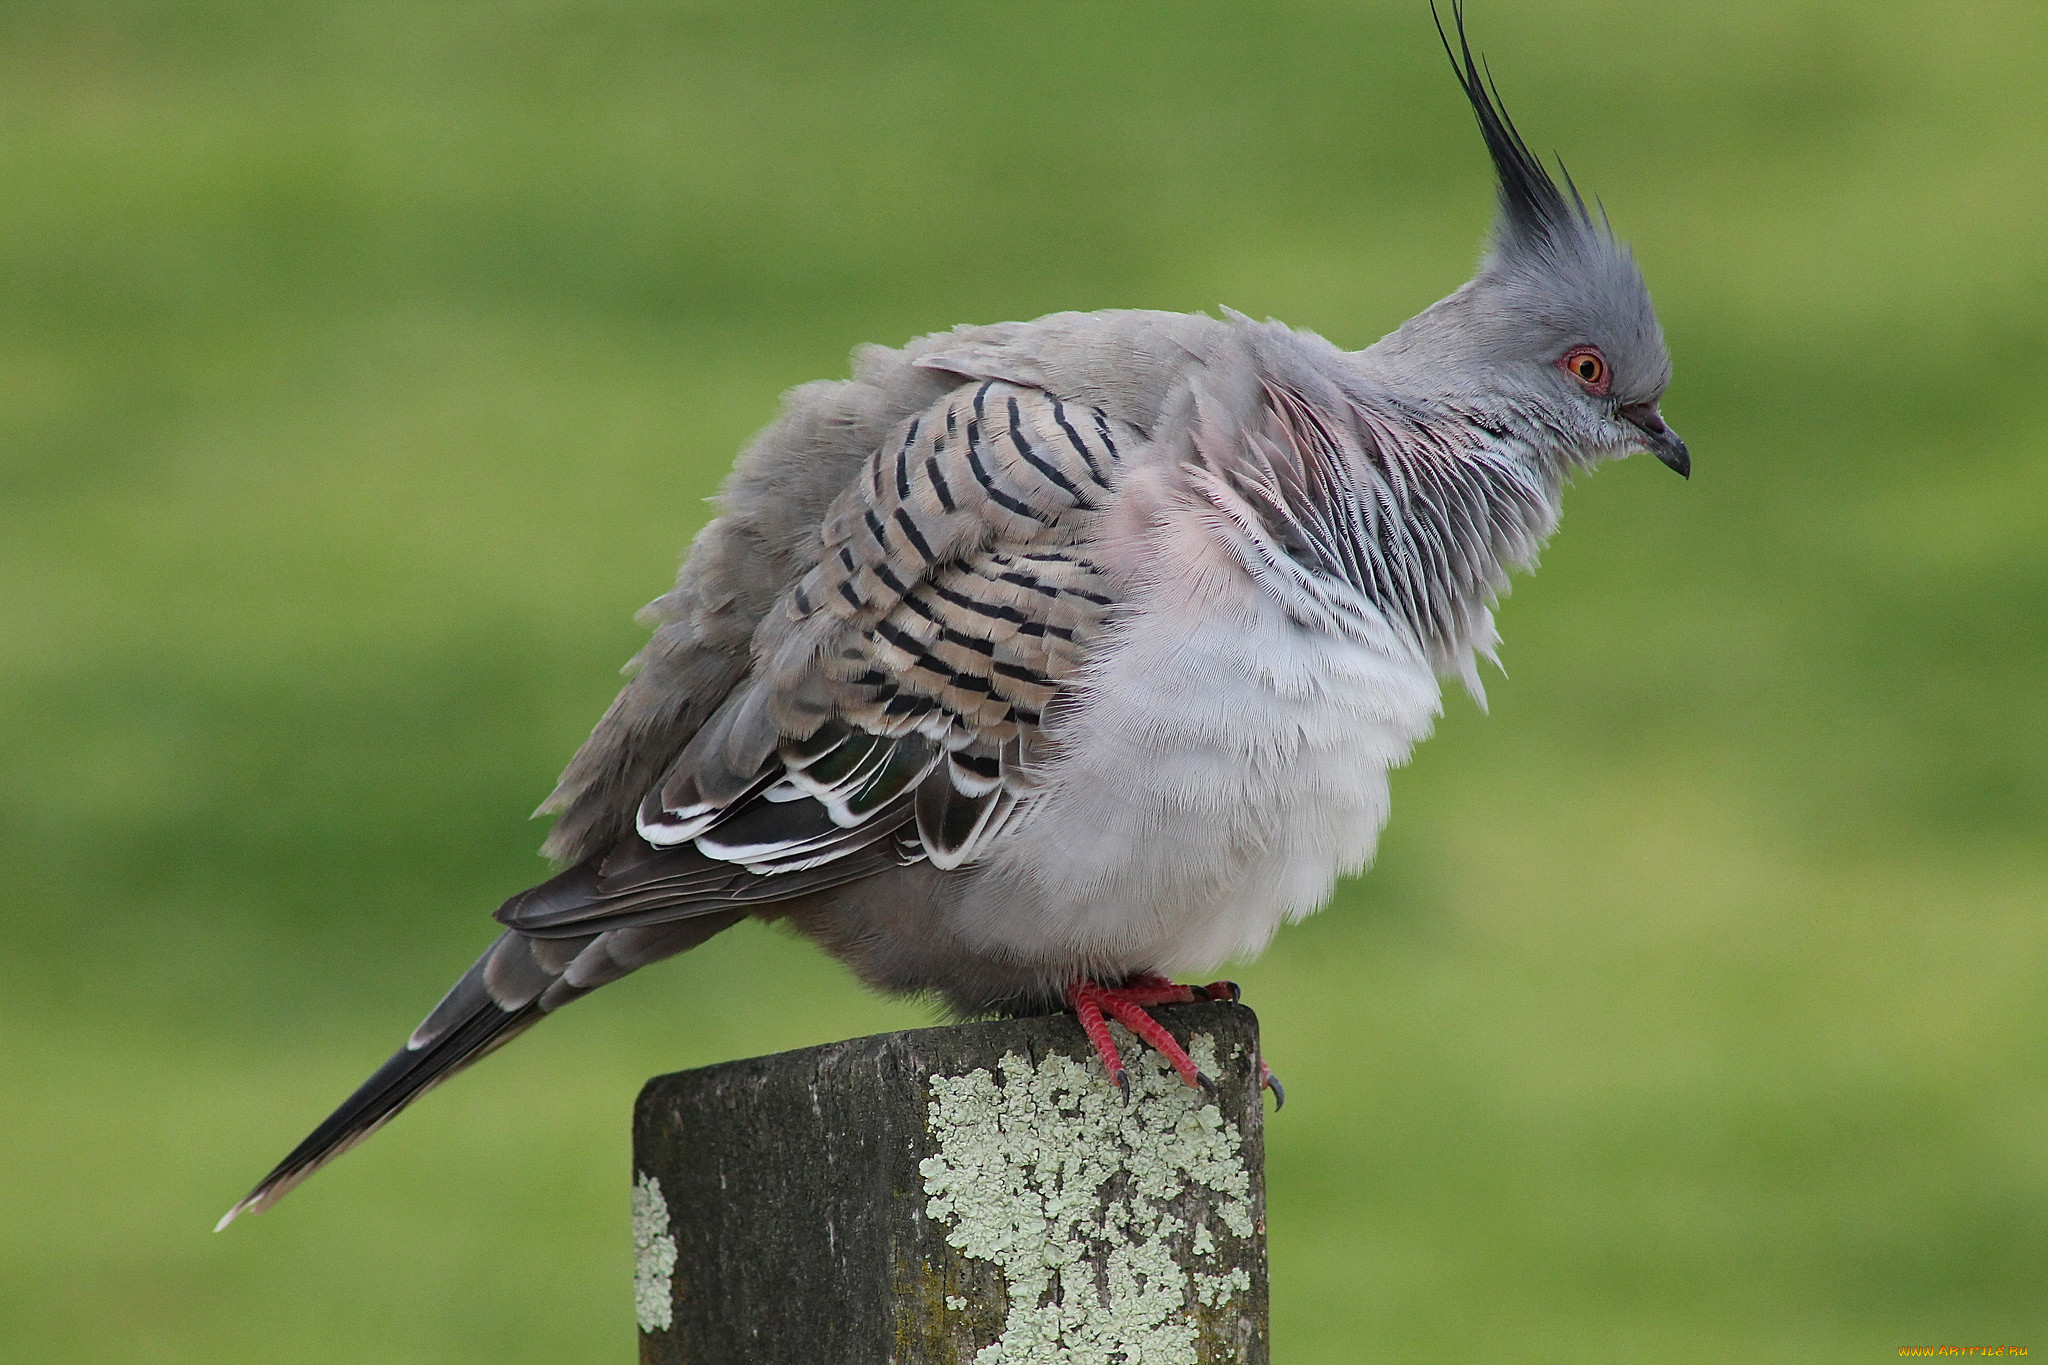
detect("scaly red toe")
[1067,975,1213,1094]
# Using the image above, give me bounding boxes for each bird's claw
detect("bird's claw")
[1259,1059,1286,1110]
[1197,980,1242,1003]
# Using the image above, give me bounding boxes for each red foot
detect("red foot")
[1066,975,1217,1099]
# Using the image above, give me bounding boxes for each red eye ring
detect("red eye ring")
[1559,345,1611,396]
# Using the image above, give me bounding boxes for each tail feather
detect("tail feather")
[216,912,743,1230]
[215,947,543,1230]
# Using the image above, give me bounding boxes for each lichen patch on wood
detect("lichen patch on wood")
[632,1171,678,1333]
[920,1027,1256,1364]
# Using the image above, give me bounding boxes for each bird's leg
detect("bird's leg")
[1078,973,1285,1107]
[1068,979,1131,1100]
[1113,971,1199,1007]
[1065,976,1217,1098]
[1118,973,1239,1005]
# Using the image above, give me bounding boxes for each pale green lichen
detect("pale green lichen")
[1194,1268,1250,1309]
[632,1170,678,1333]
[920,1028,1254,1364]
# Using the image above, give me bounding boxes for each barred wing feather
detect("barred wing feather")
[498,380,1134,935]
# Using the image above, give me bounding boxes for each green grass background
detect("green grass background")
[2,2,2043,1359]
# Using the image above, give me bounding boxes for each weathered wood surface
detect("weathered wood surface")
[632,1001,1269,1364]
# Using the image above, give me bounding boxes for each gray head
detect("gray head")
[1362,3,1687,477]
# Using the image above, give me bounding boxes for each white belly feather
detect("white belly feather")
[954,562,1446,976]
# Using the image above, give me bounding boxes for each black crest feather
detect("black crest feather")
[1432,1,1593,250]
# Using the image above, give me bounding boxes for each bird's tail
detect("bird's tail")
[216,912,743,1229]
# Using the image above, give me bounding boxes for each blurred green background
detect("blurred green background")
[2,1,2043,1360]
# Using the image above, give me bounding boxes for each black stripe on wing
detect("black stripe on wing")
[495,829,911,937]
[912,742,1020,871]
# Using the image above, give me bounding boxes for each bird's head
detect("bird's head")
[1360,3,1687,478]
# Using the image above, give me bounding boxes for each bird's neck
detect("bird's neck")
[1178,379,1563,670]
[1333,404,1562,666]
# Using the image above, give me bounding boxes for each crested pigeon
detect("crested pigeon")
[219,3,1686,1228]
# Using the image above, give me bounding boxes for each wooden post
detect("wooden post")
[631,1001,1269,1364]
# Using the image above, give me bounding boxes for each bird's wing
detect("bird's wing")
[499,379,1138,936]
[225,378,1139,1224]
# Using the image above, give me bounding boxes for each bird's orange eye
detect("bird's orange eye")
[1559,346,1610,395]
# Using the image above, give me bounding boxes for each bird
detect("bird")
[218,2,1686,1229]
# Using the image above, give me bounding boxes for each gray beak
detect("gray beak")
[1621,402,1689,478]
